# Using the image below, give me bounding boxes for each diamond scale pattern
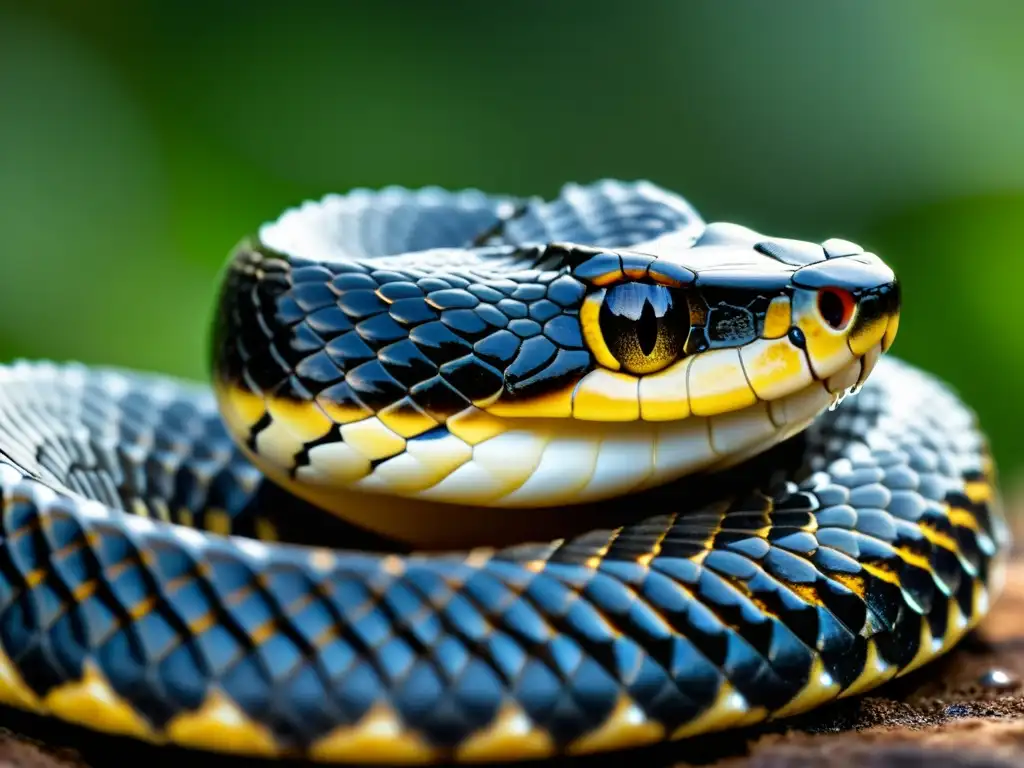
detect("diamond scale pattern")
[0,180,1010,764]
[0,358,1009,754]
[216,246,594,421]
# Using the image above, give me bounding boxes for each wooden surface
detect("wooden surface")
[2,528,1023,768]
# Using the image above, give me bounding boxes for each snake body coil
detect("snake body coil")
[0,181,1008,763]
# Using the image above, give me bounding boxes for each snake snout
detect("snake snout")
[788,249,898,367]
[841,265,900,351]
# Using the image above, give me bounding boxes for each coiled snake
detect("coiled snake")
[0,180,1008,764]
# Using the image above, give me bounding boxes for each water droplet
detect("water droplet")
[943,703,971,718]
[979,668,1018,691]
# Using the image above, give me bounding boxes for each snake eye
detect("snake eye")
[817,287,855,331]
[586,283,689,374]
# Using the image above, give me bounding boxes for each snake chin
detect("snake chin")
[264,344,883,550]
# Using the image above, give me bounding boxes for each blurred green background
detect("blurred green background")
[2,1,1023,483]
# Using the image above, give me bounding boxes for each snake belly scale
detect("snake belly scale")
[0,180,1008,763]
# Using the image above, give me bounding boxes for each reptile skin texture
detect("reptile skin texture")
[0,180,1007,764]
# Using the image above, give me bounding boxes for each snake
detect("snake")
[0,180,1008,764]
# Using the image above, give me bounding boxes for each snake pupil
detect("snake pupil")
[599,283,688,374]
[637,299,659,357]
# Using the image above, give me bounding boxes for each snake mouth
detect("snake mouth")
[444,342,886,508]
[215,341,884,548]
[222,346,880,548]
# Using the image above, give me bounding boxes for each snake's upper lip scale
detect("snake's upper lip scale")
[855,342,884,392]
[879,280,901,352]
[854,281,900,388]
[852,277,901,353]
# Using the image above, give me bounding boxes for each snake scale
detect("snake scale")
[0,180,1008,764]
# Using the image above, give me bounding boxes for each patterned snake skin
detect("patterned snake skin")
[0,181,1009,764]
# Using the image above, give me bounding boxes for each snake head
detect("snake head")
[546,224,901,417]
[210,184,901,534]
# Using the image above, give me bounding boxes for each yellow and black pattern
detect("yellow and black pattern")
[0,180,1009,764]
[209,181,901,539]
[0,358,1006,762]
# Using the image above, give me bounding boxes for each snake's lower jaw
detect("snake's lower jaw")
[701,341,885,475]
[215,346,881,550]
